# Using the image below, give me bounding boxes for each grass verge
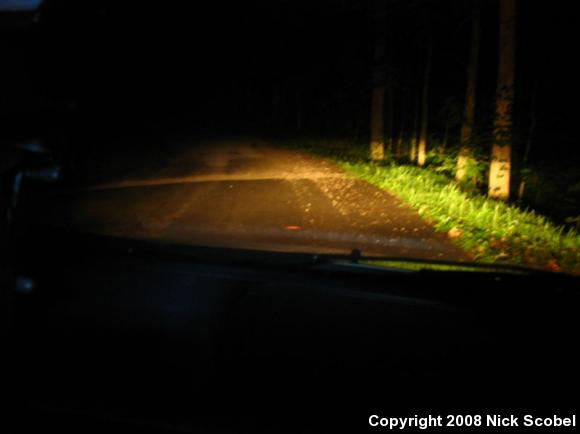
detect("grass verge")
[285,139,580,274]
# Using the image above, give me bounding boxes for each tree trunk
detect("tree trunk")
[370,37,386,160]
[517,78,538,200]
[386,83,394,156]
[417,36,432,167]
[396,97,405,160]
[410,93,419,162]
[457,2,481,182]
[488,0,516,200]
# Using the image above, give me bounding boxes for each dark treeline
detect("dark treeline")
[1,0,579,217]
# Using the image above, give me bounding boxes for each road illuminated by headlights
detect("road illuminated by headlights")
[53,140,469,260]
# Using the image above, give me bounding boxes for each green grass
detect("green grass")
[363,260,517,273]
[284,139,580,274]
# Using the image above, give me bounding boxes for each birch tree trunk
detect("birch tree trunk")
[396,97,405,160]
[417,36,432,167]
[410,94,419,162]
[456,2,481,182]
[370,37,386,160]
[488,0,516,200]
[386,83,394,156]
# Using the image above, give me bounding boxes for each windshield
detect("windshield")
[1,0,579,274]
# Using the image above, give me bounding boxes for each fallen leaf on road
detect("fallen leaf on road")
[285,225,302,231]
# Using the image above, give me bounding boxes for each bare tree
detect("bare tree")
[395,92,406,160]
[386,81,394,155]
[410,93,419,162]
[417,34,432,167]
[488,0,516,199]
[369,0,390,160]
[370,36,386,160]
[456,1,481,182]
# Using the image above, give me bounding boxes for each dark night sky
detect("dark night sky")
[1,0,579,162]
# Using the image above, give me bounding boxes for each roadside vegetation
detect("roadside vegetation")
[274,1,580,274]
[287,138,580,274]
